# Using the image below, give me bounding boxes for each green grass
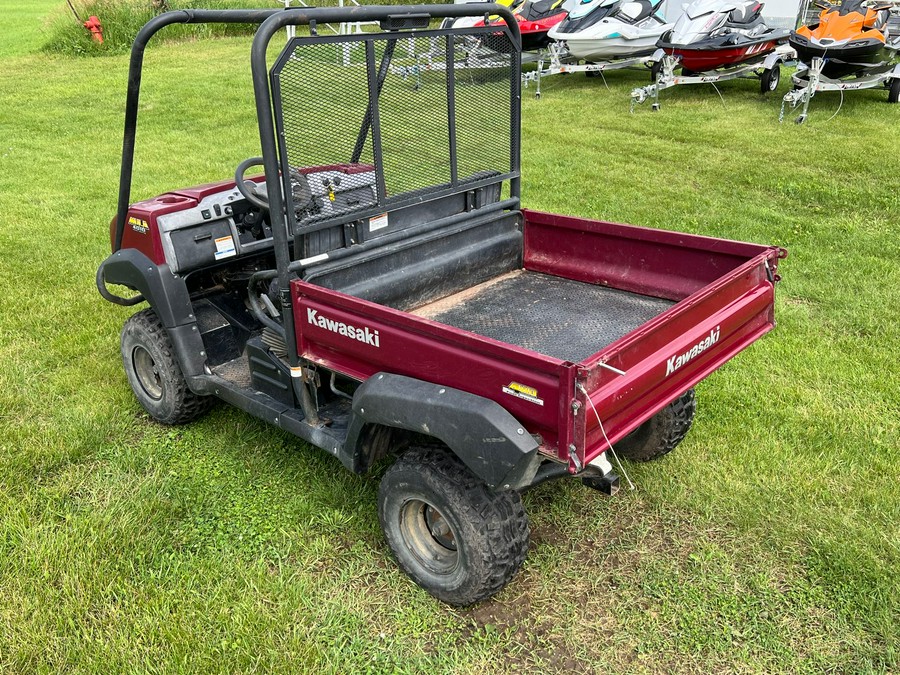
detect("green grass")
[1,3,898,673]
[41,0,317,56]
[0,0,61,58]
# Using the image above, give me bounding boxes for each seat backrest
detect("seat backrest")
[619,0,655,22]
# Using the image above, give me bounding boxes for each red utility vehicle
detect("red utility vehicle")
[98,5,786,605]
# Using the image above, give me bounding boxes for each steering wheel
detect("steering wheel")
[235,157,270,210]
[235,157,315,212]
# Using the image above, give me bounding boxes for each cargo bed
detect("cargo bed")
[292,209,786,471]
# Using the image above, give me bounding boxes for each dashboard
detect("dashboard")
[154,166,377,274]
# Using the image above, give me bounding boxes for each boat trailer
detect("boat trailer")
[780,54,900,124]
[390,39,657,98]
[630,45,795,111]
[389,34,544,89]
[522,43,657,98]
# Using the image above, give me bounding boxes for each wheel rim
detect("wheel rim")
[399,499,459,575]
[769,70,779,91]
[132,346,163,400]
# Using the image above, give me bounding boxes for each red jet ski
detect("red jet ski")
[484,0,570,51]
[656,0,790,71]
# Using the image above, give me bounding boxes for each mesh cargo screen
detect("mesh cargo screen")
[270,28,517,230]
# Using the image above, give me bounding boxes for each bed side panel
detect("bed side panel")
[522,209,774,301]
[292,281,568,457]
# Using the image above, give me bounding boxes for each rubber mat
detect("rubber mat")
[415,271,673,363]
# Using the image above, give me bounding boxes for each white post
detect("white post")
[284,0,296,41]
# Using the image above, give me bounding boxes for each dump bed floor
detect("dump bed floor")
[412,270,674,363]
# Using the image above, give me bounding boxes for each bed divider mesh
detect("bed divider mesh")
[269,25,520,235]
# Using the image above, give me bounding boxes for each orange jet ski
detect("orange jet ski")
[790,0,899,77]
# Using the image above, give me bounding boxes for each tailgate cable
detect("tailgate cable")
[577,383,636,491]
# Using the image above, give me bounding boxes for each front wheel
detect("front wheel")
[378,446,530,606]
[614,389,695,462]
[120,309,212,424]
[760,65,781,94]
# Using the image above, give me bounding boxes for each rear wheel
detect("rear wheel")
[120,309,212,424]
[378,446,529,606]
[614,389,696,462]
[889,78,900,104]
[760,65,781,93]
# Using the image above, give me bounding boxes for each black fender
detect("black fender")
[344,373,541,491]
[97,249,206,378]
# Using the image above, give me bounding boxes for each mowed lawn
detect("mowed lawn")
[0,3,897,673]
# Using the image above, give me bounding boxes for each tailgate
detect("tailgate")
[523,211,788,469]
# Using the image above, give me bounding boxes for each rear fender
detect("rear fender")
[763,50,784,69]
[97,249,206,377]
[344,373,541,490]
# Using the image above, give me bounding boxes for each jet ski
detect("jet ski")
[790,0,898,77]
[477,0,570,51]
[657,0,790,71]
[441,0,525,29]
[509,0,571,49]
[548,0,673,60]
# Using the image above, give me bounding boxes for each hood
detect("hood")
[567,0,618,19]
[683,0,738,19]
[553,0,666,34]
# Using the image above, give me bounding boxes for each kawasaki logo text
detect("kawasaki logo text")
[307,308,380,347]
[665,326,720,376]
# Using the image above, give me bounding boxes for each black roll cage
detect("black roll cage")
[113,4,522,421]
[114,4,522,252]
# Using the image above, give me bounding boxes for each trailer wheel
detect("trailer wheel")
[614,389,695,462]
[889,78,900,104]
[120,309,212,425]
[649,60,662,81]
[760,65,781,94]
[378,446,529,606]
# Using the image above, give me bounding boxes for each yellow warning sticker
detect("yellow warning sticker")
[369,212,389,232]
[502,382,544,406]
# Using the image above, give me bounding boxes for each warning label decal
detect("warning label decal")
[502,382,544,406]
[214,235,236,260]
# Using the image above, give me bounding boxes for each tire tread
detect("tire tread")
[121,308,212,425]
[614,389,696,462]
[380,446,529,605]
